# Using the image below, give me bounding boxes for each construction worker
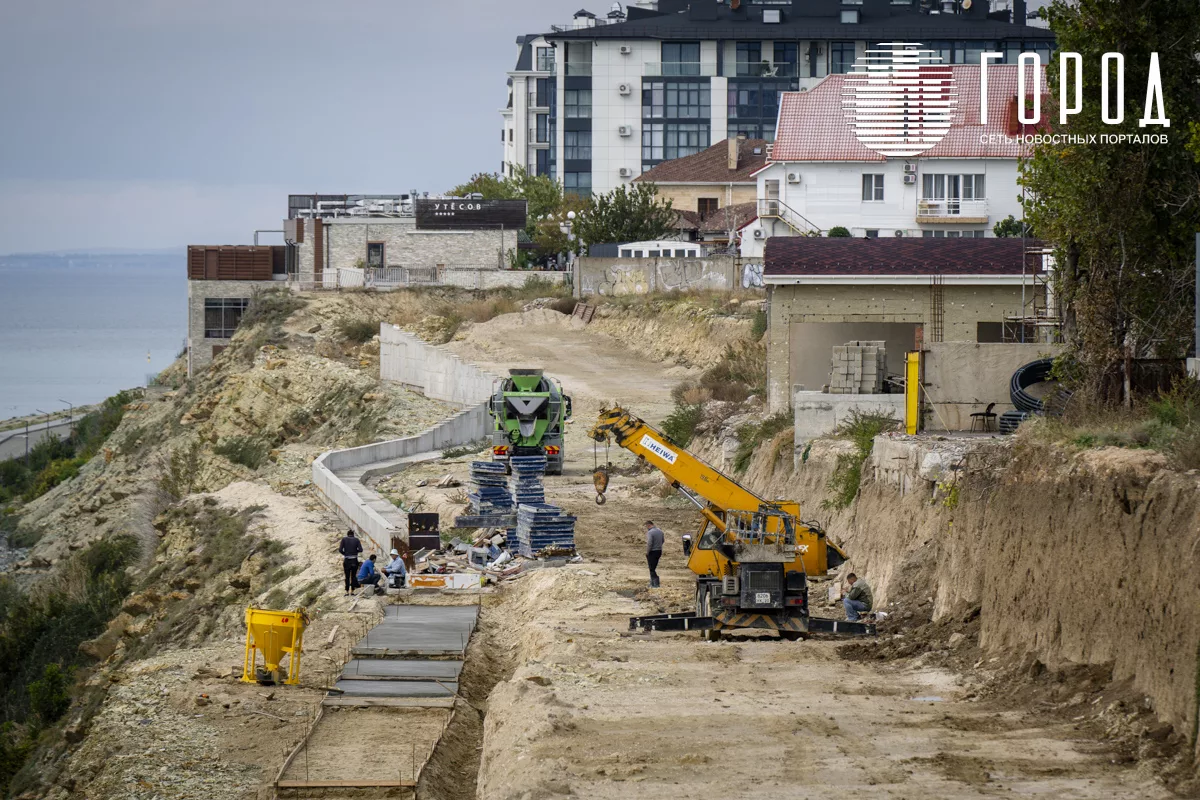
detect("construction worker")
[357,554,382,594]
[338,529,363,595]
[843,573,873,621]
[645,520,664,588]
[383,548,407,588]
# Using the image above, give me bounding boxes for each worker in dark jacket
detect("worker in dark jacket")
[843,573,873,621]
[338,530,363,595]
[645,520,665,588]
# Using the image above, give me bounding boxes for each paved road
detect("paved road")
[0,415,87,462]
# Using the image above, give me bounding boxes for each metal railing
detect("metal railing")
[643,62,717,77]
[916,198,990,219]
[565,63,593,76]
[757,198,821,235]
[529,127,551,145]
[725,61,801,78]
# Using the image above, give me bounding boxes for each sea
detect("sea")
[0,252,186,420]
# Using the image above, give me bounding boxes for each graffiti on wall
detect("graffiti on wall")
[582,258,738,296]
[742,262,764,289]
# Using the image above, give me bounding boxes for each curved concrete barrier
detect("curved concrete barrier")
[311,326,496,555]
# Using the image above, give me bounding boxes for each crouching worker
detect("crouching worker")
[384,548,407,589]
[357,554,383,595]
[843,573,873,621]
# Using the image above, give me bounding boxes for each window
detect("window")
[564,171,592,197]
[929,41,953,64]
[831,42,856,74]
[642,123,663,161]
[535,78,552,107]
[565,89,592,118]
[665,81,709,118]
[922,174,986,204]
[865,229,879,238]
[977,322,1005,343]
[665,123,708,159]
[366,242,385,268]
[536,148,551,176]
[649,250,661,257]
[862,174,884,201]
[536,47,555,72]
[643,82,664,117]
[698,197,719,215]
[922,229,986,238]
[661,42,701,75]
[840,9,860,23]
[508,128,513,142]
[536,114,549,143]
[955,41,998,67]
[204,298,249,339]
[736,42,762,75]
[565,130,591,160]
[773,42,798,76]
[962,174,985,200]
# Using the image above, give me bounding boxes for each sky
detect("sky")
[0,0,588,254]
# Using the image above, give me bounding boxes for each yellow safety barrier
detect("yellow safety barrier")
[242,607,309,686]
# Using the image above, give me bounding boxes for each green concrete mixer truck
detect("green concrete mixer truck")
[488,369,572,475]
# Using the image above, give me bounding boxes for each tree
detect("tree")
[1021,0,1200,391]
[827,226,851,238]
[573,183,676,247]
[993,215,1033,238]
[449,166,566,266]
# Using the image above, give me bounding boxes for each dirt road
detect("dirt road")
[434,311,1168,799]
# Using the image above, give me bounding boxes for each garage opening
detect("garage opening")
[788,322,920,394]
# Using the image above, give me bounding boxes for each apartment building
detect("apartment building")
[502,0,1052,196]
[741,63,1039,256]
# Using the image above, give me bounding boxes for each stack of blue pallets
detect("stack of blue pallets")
[468,461,513,515]
[509,455,547,506]
[515,503,576,557]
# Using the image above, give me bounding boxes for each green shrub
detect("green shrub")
[823,410,899,510]
[442,440,489,460]
[662,404,704,447]
[240,289,306,329]
[699,341,766,402]
[732,411,793,473]
[27,664,71,723]
[827,226,852,237]
[335,318,379,343]
[23,457,83,501]
[159,440,202,499]
[750,309,768,341]
[213,436,271,470]
[1148,382,1200,429]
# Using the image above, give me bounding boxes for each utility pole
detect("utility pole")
[58,400,73,437]
[1192,232,1199,379]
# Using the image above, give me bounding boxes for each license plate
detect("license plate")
[755,592,770,604]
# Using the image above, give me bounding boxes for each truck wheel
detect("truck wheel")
[780,631,806,642]
[697,585,721,641]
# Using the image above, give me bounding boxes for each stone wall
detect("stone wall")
[653,184,757,214]
[186,278,279,376]
[379,325,497,406]
[793,391,906,443]
[766,282,1035,411]
[578,255,746,296]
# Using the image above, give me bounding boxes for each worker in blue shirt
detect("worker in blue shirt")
[356,554,382,594]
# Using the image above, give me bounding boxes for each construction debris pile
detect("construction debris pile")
[468,461,514,516]
[508,455,577,557]
[829,340,887,394]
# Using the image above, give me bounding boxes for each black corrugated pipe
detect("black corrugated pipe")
[1010,358,1055,414]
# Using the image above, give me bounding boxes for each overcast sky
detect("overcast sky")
[0,0,587,253]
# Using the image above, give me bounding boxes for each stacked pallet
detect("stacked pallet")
[514,503,577,558]
[509,455,547,506]
[829,341,886,394]
[467,461,513,514]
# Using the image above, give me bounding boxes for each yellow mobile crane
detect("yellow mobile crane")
[589,405,874,640]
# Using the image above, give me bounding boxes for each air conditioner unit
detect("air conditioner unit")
[618,82,633,95]
[753,228,766,239]
[618,167,633,177]
[618,44,633,55]
[618,125,633,136]
[787,172,801,184]
[903,174,917,185]
[903,163,917,174]
[894,229,905,237]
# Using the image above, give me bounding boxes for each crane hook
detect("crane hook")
[592,466,609,505]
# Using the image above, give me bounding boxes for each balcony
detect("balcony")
[527,91,550,109]
[725,61,801,78]
[644,62,717,77]
[528,128,551,146]
[565,62,592,76]
[916,198,990,223]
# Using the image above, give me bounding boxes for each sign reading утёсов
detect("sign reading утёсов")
[414,199,527,230]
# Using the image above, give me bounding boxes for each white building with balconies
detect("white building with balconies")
[740,63,1039,257]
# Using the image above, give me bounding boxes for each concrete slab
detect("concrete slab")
[341,659,462,681]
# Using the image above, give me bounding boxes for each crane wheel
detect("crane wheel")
[780,631,806,642]
[595,493,606,506]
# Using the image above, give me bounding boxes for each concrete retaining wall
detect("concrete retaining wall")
[312,327,497,553]
[924,342,1061,430]
[578,255,746,296]
[793,390,906,443]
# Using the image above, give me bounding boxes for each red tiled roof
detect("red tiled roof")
[699,201,757,233]
[764,237,1044,276]
[772,65,1041,163]
[637,139,768,184]
[671,209,703,231]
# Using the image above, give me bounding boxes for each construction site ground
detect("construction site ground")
[399,312,1168,799]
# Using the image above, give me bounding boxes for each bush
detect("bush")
[827,226,852,237]
[213,436,271,470]
[23,458,83,501]
[699,341,766,402]
[442,440,489,460]
[732,411,793,473]
[823,410,899,510]
[27,664,71,723]
[335,318,378,344]
[662,404,704,448]
[750,309,768,342]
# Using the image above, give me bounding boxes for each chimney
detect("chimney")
[728,133,746,171]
